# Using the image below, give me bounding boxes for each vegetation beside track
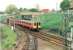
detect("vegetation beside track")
[0,15,6,23]
[39,12,64,29]
[1,25,16,49]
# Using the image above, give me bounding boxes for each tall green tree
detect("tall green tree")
[5,4,18,14]
[60,0,70,10]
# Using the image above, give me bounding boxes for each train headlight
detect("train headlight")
[38,26,41,28]
[33,26,37,28]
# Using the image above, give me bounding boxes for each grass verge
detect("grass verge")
[2,25,16,49]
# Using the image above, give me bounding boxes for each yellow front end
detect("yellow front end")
[33,22,41,29]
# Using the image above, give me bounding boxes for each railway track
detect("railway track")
[31,31,65,46]
[14,26,37,50]
[28,34,37,50]
[14,28,29,50]
[15,25,67,48]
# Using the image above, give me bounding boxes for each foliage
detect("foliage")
[0,15,6,23]
[38,12,64,35]
[39,12,64,29]
[29,8,38,12]
[2,25,16,48]
[19,8,23,12]
[5,4,18,14]
[60,0,70,10]
[24,8,27,10]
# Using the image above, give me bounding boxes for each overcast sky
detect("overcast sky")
[0,0,63,11]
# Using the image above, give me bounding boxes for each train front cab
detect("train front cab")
[32,14,41,30]
[20,13,41,30]
[33,22,41,30]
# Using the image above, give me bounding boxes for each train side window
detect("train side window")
[22,15,25,19]
[22,15,32,20]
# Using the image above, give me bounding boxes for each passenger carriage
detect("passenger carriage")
[15,12,41,30]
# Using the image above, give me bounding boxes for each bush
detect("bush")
[2,25,16,48]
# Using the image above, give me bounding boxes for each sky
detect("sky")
[0,0,63,11]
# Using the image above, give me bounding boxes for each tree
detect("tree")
[24,8,27,11]
[18,8,28,12]
[19,8,23,12]
[60,0,70,10]
[5,4,18,14]
[29,8,38,12]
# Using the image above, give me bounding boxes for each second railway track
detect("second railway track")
[15,25,67,48]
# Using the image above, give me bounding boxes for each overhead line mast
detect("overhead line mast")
[64,0,73,50]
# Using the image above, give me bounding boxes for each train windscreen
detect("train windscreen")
[22,15,32,20]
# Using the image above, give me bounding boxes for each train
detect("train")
[8,12,42,30]
[8,12,67,36]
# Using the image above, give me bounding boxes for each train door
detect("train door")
[32,15,37,29]
[32,15,40,29]
[36,16,38,29]
[36,15,40,29]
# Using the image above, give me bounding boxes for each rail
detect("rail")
[15,25,68,49]
[14,26,37,50]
